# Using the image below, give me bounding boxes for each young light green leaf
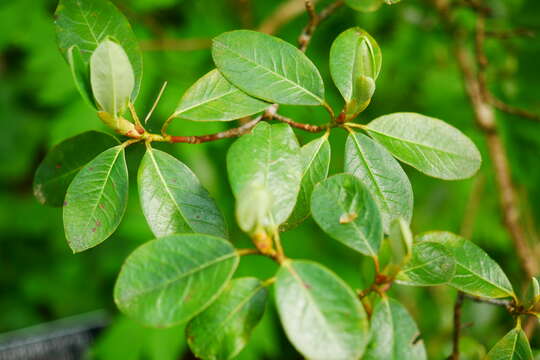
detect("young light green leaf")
[388,217,413,265]
[366,113,482,180]
[345,0,384,12]
[533,277,540,303]
[485,327,533,360]
[174,69,270,121]
[283,135,331,230]
[345,132,413,232]
[186,277,267,360]
[228,122,302,228]
[364,297,427,360]
[275,260,368,360]
[396,241,456,286]
[114,234,239,327]
[90,39,135,116]
[138,147,227,239]
[212,30,325,106]
[330,28,381,117]
[55,0,143,99]
[34,131,119,207]
[311,174,383,256]
[67,46,95,108]
[63,145,128,253]
[235,184,273,234]
[417,232,515,299]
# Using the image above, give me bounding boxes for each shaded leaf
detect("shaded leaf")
[114,234,239,327]
[55,0,142,99]
[345,0,384,12]
[366,113,482,180]
[63,145,128,252]
[90,39,135,116]
[345,132,413,232]
[212,30,325,106]
[34,131,119,207]
[275,260,368,360]
[187,277,267,360]
[138,147,227,238]
[174,69,270,121]
[417,232,515,299]
[388,217,413,265]
[228,122,302,228]
[396,241,455,286]
[67,45,95,108]
[311,174,383,256]
[283,135,331,230]
[364,297,427,360]
[485,327,533,360]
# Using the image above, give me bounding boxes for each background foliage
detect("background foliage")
[1,0,539,358]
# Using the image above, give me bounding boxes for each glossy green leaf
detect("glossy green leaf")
[366,113,482,180]
[228,122,302,228]
[174,69,270,121]
[186,277,267,360]
[533,277,540,303]
[90,39,135,116]
[114,234,239,327]
[485,328,533,360]
[364,297,427,360]
[283,135,331,230]
[63,145,128,253]
[138,147,227,239]
[275,260,368,360]
[34,131,119,207]
[311,174,383,256]
[396,241,455,286]
[212,30,325,106]
[345,132,413,232]
[67,45,94,108]
[330,28,381,116]
[417,232,515,299]
[345,0,384,12]
[55,0,142,99]
[388,218,413,265]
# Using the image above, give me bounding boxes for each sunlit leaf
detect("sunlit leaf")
[63,145,128,252]
[485,327,533,360]
[345,0,384,12]
[114,234,239,327]
[138,147,227,238]
[311,174,383,256]
[396,241,455,286]
[275,260,368,360]
[34,131,118,207]
[345,132,413,232]
[212,30,325,106]
[187,277,267,360]
[366,113,482,180]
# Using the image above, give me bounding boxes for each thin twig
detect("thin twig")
[272,113,332,132]
[463,294,512,307]
[298,0,344,52]
[451,292,465,360]
[144,81,168,124]
[490,96,540,122]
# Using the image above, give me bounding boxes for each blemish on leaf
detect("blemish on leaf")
[99,203,105,209]
[303,282,311,289]
[55,163,62,169]
[88,167,94,172]
[91,227,96,233]
[95,220,102,227]
[63,201,68,207]
[339,212,358,224]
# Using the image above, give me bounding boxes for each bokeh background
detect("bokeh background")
[1,0,539,358]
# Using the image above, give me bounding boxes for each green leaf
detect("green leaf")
[90,39,135,116]
[396,241,456,286]
[283,135,331,230]
[55,0,143,100]
[345,132,413,232]
[417,232,515,299]
[345,0,384,12]
[67,46,95,108]
[114,234,239,327]
[275,260,368,360]
[364,297,427,360]
[330,28,381,116]
[228,122,302,228]
[485,328,533,360]
[34,131,119,207]
[311,174,383,256]
[388,218,413,265]
[366,113,482,180]
[212,30,325,106]
[138,147,227,239]
[186,277,267,360]
[63,145,128,253]
[174,69,270,121]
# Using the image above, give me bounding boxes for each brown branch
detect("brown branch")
[298,0,345,52]
[258,0,321,35]
[451,292,465,360]
[430,0,538,279]
[272,113,332,132]
[485,28,536,39]
[490,96,540,122]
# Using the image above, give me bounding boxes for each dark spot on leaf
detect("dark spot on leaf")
[99,204,105,209]
[95,220,101,227]
[55,163,62,169]
[63,201,68,207]
[303,282,311,289]
[91,227,96,233]
[88,167,94,171]
[195,215,201,220]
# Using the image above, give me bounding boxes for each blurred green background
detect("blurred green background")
[1,0,539,358]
